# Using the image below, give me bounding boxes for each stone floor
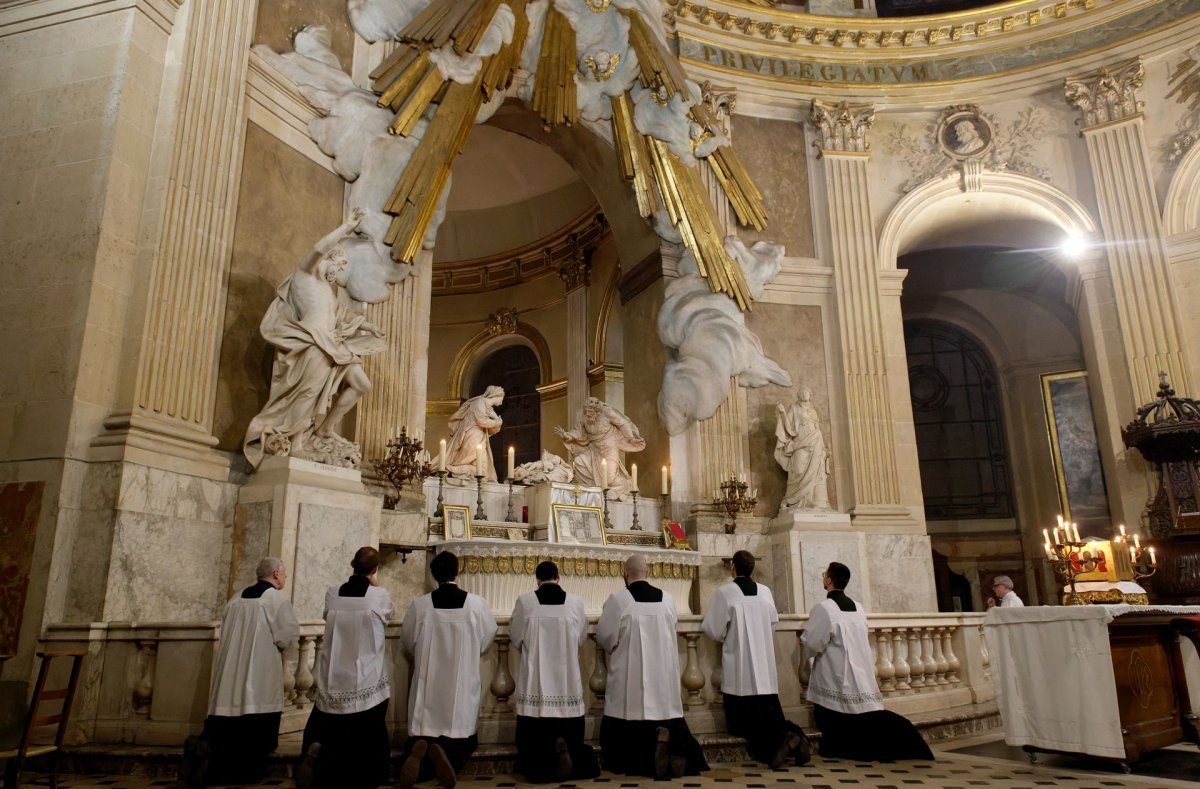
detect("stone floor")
[20,735,1200,789]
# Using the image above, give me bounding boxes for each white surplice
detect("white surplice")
[701,581,779,696]
[801,596,883,714]
[596,585,682,720]
[314,584,395,715]
[509,588,589,718]
[209,586,300,716]
[1000,590,1025,607]
[400,590,498,738]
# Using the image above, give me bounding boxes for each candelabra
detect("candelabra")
[374,428,432,510]
[505,480,520,523]
[714,476,757,534]
[630,489,641,530]
[1113,527,1158,583]
[1043,520,1157,605]
[432,470,448,518]
[474,474,487,522]
[1044,538,1100,605]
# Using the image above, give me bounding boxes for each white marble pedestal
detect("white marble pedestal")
[235,456,381,620]
[525,481,661,533]
[766,511,867,615]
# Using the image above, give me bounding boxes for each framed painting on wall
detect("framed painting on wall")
[1041,371,1111,536]
[550,504,606,546]
[441,504,472,541]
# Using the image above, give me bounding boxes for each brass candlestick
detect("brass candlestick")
[505,480,520,523]
[432,470,448,518]
[631,489,641,530]
[474,474,487,522]
[374,428,432,510]
[602,487,612,530]
[714,476,757,534]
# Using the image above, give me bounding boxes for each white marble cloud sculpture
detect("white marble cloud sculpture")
[657,237,793,436]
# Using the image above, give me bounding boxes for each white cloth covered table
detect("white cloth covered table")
[984,605,1200,759]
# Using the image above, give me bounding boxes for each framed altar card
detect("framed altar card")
[551,504,606,546]
[662,521,689,550]
[441,505,472,541]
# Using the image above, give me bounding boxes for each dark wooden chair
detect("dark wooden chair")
[1,650,86,789]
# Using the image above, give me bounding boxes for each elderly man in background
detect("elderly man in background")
[180,557,299,788]
[597,554,708,779]
[987,575,1024,608]
[510,561,599,783]
[397,551,498,789]
[702,551,811,768]
[802,562,932,762]
[299,547,395,789]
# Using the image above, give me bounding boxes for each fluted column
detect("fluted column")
[809,100,903,515]
[356,249,434,461]
[1065,58,1192,401]
[95,0,260,478]
[561,249,592,424]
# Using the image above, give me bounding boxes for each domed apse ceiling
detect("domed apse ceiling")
[432,125,598,265]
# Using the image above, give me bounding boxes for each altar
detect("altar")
[430,539,700,615]
[984,605,1200,765]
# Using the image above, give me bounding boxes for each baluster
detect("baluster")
[796,632,810,692]
[711,644,723,706]
[294,636,314,708]
[308,635,323,702]
[874,628,895,694]
[920,628,938,690]
[681,633,706,708]
[979,624,991,681]
[906,629,926,690]
[943,626,961,685]
[489,636,515,712]
[891,630,911,693]
[588,635,607,713]
[930,627,949,686]
[132,640,158,716]
[282,642,297,704]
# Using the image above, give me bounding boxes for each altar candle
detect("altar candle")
[631,463,638,491]
[600,459,609,488]
[1130,545,1137,562]
[1052,527,1061,544]
[507,446,515,479]
[662,465,669,494]
[476,443,484,476]
[1149,547,1157,565]
[1133,534,1141,549]
[438,439,446,472]
[1119,523,1127,537]
[1043,528,1051,548]
[1072,523,1081,543]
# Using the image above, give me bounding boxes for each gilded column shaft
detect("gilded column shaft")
[133,0,259,436]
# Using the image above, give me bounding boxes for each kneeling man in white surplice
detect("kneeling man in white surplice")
[597,554,709,779]
[181,557,299,788]
[802,562,932,762]
[299,547,395,789]
[397,551,498,789]
[510,561,600,783]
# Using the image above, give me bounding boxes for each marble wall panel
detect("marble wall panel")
[215,122,345,452]
[254,0,356,72]
[745,303,834,517]
[230,501,273,596]
[731,114,814,258]
[797,531,869,612]
[292,502,374,619]
[865,533,936,613]
[0,481,44,653]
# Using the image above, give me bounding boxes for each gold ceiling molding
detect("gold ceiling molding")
[368,0,768,311]
[665,0,1105,48]
[432,205,607,296]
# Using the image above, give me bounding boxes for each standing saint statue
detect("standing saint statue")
[774,387,831,512]
[244,208,387,470]
[445,386,505,481]
[556,397,646,500]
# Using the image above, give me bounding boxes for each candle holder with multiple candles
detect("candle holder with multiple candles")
[1043,516,1157,605]
[714,474,757,535]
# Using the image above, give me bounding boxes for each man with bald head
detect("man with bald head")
[596,554,708,779]
[181,557,299,787]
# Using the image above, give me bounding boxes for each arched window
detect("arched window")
[904,320,1013,520]
[470,345,541,481]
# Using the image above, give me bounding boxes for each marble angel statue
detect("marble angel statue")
[556,397,646,499]
[774,387,831,512]
[445,386,505,481]
[244,208,387,470]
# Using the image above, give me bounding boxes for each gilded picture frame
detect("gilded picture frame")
[551,503,607,546]
[1040,371,1111,534]
[441,504,473,541]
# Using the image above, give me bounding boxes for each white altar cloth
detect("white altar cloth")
[984,605,1200,759]
[430,539,701,615]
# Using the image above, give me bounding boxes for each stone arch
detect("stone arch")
[1164,141,1200,235]
[877,171,1098,270]
[448,323,553,400]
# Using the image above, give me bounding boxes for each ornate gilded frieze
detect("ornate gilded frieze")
[809,99,875,154]
[457,553,697,579]
[1064,58,1145,128]
[485,308,519,337]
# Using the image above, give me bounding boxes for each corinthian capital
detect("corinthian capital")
[557,248,591,292]
[1064,58,1144,128]
[809,99,875,154]
[699,81,737,137]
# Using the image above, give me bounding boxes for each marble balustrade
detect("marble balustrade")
[41,613,992,747]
